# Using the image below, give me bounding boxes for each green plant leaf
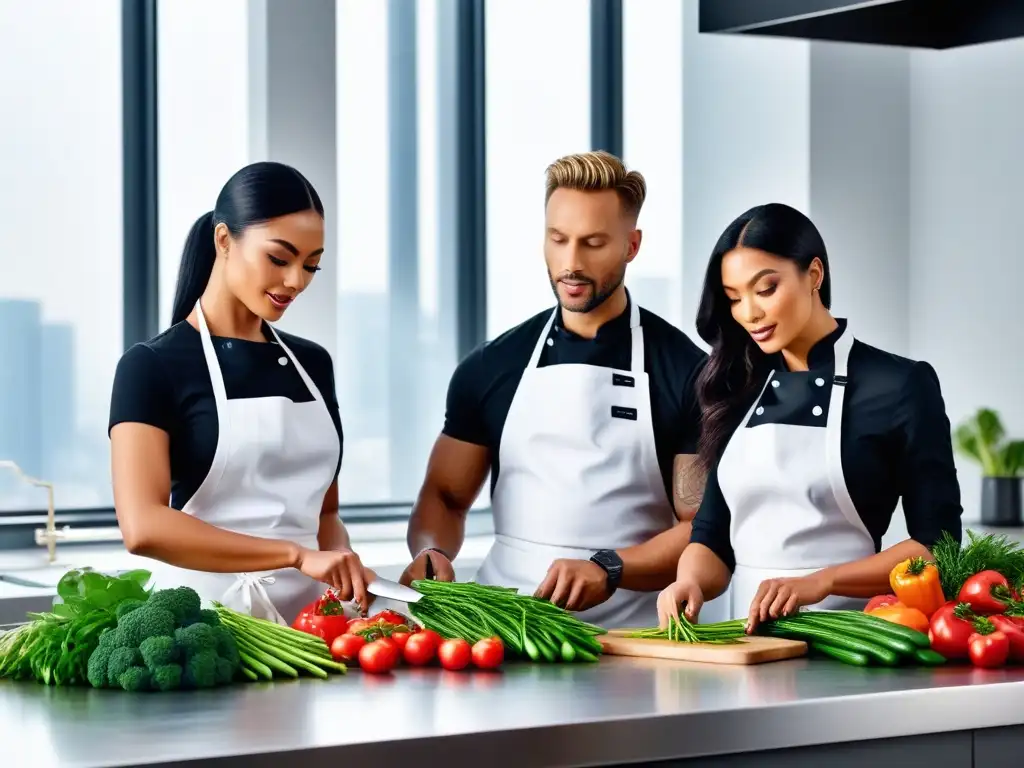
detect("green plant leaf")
[1001,440,1024,476]
[118,569,152,587]
[55,570,83,602]
[953,425,982,463]
[976,408,1005,447]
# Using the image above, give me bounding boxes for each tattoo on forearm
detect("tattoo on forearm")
[673,454,707,509]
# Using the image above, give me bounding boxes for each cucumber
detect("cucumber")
[810,641,871,666]
[796,613,918,657]
[765,620,900,666]
[828,610,931,649]
[912,647,946,666]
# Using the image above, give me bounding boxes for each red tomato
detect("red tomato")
[989,615,1024,662]
[330,633,366,662]
[968,630,1009,668]
[358,638,400,674]
[928,601,976,659]
[864,594,899,613]
[437,638,472,671]
[416,629,443,648]
[471,637,504,670]
[369,610,409,627]
[390,631,411,650]
[958,571,1013,615]
[403,632,438,666]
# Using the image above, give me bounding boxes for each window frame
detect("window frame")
[0,0,625,546]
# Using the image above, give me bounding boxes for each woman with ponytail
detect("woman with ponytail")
[108,161,371,625]
[656,203,963,631]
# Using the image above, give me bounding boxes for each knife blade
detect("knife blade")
[366,577,423,604]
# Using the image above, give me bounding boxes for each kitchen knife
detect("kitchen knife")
[366,577,423,604]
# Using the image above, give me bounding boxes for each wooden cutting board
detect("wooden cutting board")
[599,630,807,665]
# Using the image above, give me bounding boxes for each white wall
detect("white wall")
[909,38,1024,520]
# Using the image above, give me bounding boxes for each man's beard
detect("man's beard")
[548,264,626,314]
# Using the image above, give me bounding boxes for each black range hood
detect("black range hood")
[699,0,1024,49]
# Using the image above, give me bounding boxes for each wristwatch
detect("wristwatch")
[590,550,624,593]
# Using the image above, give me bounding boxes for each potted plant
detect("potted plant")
[953,408,1024,527]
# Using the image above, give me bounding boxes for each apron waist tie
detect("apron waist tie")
[221,573,288,626]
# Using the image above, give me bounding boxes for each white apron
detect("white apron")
[718,325,875,619]
[474,297,701,629]
[146,300,341,625]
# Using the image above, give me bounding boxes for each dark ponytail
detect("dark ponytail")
[168,161,325,327]
[694,203,832,469]
[170,211,217,326]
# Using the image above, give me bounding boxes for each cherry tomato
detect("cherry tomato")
[471,637,504,670]
[968,630,1009,668]
[958,571,1013,615]
[438,638,472,671]
[864,594,899,613]
[416,629,443,648]
[390,631,411,650]
[989,615,1024,662]
[358,638,400,674]
[347,619,371,635]
[330,633,366,662]
[928,601,976,659]
[369,610,409,627]
[403,632,438,666]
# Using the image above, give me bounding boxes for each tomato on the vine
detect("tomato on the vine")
[390,630,411,650]
[403,632,438,666]
[359,638,400,674]
[928,602,976,659]
[330,633,366,662]
[471,637,504,670]
[369,609,409,626]
[438,638,472,671]
[968,630,1009,668]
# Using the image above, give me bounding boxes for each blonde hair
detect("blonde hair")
[544,150,647,220]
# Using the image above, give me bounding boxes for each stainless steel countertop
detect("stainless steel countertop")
[3,656,1024,768]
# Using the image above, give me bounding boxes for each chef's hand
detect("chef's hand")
[534,559,610,612]
[297,548,370,612]
[398,548,455,586]
[746,572,833,632]
[657,579,704,629]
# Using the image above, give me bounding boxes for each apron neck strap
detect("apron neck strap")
[194,300,229,405]
[832,324,855,379]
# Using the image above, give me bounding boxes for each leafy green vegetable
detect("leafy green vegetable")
[932,530,1024,598]
[953,408,1024,477]
[0,569,152,686]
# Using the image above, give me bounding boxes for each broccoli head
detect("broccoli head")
[117,605,175,647]
[118,666,152,692]
[115,599,146,620]
[211,625,240,666]
[150,664,183,692]
[107,647,142,687]
[139,635,179,668]
[196,609,221,626]
[87,644,113,689]
[183,650,219,689]
[147,586,202,625]
[174,622,217,658]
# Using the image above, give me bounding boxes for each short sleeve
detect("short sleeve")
[688,462,736,572]
[108,344,176,435]
[673,354,707,455]
[896,361,964,548]
[441,347,489,446]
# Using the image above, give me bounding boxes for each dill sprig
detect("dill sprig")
[932,530,1024,599]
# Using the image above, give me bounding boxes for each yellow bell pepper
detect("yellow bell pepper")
[889,557,945,618]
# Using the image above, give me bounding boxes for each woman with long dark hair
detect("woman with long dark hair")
[657,203,963,630]
[108,161,370,625]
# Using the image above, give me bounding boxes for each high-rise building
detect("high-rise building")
[40,323,75,479]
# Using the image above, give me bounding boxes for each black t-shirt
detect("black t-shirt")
[108,321,343,511]
[442,299,708,500]
[690,320,964,571]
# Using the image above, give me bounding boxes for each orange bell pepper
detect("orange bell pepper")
[889,557,945,618]
[867,603,930,634]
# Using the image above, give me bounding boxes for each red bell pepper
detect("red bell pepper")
[291,588,350,645]
[957,570,1016,615]
[989,615,1024,662]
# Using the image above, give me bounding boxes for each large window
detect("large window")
[484,0,592,338]
[0,1,124,512]
[335,0,457,505]
[156,0,251,327]
[622,0,685,328]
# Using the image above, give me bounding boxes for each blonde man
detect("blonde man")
[399,151,708,629]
